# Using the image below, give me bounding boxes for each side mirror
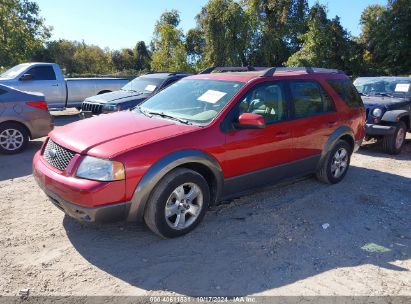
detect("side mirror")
[235,113,266,129]
[20,74,33,81]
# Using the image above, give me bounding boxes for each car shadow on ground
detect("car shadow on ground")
[0,112,81,181]
[0,139,43,181]
[63,166,410,296]
[358,137,411,160]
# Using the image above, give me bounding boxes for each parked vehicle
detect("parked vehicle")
[33,67,365,238]
[0,63,129,109]
[353,76,411,154]
[81,72,191,117]
[0,84,53,154]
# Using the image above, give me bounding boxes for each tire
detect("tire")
[144,168,210,238]
[382,122,406,155]
[0,122,29,154]
[316,140,352,184]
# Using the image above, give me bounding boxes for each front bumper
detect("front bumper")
[365,123,395,136]
[44,186,130,223]
[33,151,130,223]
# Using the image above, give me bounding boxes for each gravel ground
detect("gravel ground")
[0,112,410,297]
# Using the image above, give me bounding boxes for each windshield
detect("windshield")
[354,77,411,97]
[122,76,164,93]
[137,79,244,125]
[0,63,30,79]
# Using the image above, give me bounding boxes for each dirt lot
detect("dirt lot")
[0,111,410,297]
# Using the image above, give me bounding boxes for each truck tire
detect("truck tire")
[0,122,29,154]
[144,168,210,238]
[382,121,406,155]
[316,140,352,184]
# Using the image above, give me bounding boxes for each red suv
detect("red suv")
[33,67,365,238]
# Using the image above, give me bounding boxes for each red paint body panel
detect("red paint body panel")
[33,71,365,211]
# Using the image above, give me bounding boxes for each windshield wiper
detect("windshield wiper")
[374,92,394,97]
[147,111,192,125]
[136,106,152,117]
[359,92,369,97]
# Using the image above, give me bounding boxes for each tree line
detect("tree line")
[1,0,410,76]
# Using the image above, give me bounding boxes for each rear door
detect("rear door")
[18,65,65,106]
[288,80,340,160]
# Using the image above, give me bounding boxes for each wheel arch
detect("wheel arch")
[317,125,354,171]
[127,149,224,222]
[0,120,32,139]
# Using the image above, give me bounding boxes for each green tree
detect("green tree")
[185,28,205,66]
[134,41,151,71]
[287,3,363,75]
[151,10,191,72]
[0,0,51,67]
[360,0,411,75]
[243,0,309,66]
[73,42,114,74]
[196,0,252,67]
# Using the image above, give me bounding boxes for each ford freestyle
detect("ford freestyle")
[33,67,365,238]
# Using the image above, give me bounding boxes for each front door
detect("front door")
[221,81,297,196]
[18,65,66,106]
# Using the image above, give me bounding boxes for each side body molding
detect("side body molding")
[127,149,224,222]
[317,125,354,170]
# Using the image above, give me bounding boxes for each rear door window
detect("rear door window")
[289,81,335,118]
[26,66,56,80]
[327,79,363,108]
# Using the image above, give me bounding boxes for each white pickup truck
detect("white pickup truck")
[0,63,129,109]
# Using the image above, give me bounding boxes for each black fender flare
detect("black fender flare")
[381,110,409,123]
[126,149,224,222]
[317,126,354,170]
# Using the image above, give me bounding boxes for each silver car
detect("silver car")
[0,84,53,154]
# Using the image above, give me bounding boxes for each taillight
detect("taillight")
[26,101,48,110]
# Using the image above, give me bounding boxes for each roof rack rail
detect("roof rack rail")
[261,67,344,77]
[199,66,269,74]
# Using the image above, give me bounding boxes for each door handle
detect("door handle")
[52,84,59,87]
[328,121,337,127]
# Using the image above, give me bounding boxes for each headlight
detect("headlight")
[372,108,382,117]
[76,156,125,181]
[102,104,120,112]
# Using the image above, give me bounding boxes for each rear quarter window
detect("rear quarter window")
[327,79,363,108]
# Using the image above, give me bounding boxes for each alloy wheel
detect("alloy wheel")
[165,182,203,230]
[0,129,24,151]
[331,147,348,178]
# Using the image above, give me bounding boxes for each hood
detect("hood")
[50,111,197,157]
[84,90,151,104]
[361,95,409,108]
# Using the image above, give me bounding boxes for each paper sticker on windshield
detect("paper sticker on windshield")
[197,90,227,103]
[395,83,410,92]
[145,85,157,92]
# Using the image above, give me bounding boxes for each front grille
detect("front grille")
[365,108,370,120]
[82,102,103,114]
[43,139,75,171]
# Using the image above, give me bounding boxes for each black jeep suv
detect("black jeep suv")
[354,77,411,154]
[81,72,191,117]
